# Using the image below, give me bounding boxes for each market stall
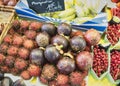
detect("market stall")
[0,0,120,86]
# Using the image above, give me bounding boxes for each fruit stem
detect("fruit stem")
[53,43,64,54]
[64,51,74,59]
[60,34,70,41]
[39,47,45,51]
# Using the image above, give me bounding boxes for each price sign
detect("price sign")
[27,0,65,14]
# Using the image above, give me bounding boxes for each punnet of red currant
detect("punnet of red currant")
[107,47,120,84]
[91,44,110,79]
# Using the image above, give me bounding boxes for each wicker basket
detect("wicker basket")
[0,6,16,44]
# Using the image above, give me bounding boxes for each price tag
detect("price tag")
[27,0,65,14]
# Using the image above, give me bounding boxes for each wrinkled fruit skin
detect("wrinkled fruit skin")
[36,32,50,47]
[76,51,93,71]
[18,48,29,60]
[23,39,34,50]
[12,35,23,46]
[30,48,45,66]
[56,74,69,85]
[51,35,68,50]
[48,80,57,86]
[29,22,42,31]
[7,46,18,56]
[28,64,41,77]
[12,20,20,30]
[41,23,57,36]
[44,45,60,63]
[20,70,31,80]
[84,29,101,46]
[20,20,30,30]
[70,71,83,86]
[57,23,72,36]
[3,34,12,44]
[1,66,9,73]
[39,76,48,84]
[5,56,15,68]
[70,36,86,52]
[0,43,8,54]
[14,58,28,71]
[57,57,75,74]
[41,64,57,81]
[25,30,37,39]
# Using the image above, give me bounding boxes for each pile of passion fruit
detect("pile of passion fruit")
[0,19,101,86]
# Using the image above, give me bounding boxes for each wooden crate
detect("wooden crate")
[0,6,16,44]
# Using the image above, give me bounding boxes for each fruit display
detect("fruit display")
[105,2,120,46]
[106,23,120,45]
[101,1,120,83]
[76,51,93,71]
[110,50,120,80]
[70,36,86,52]
[0,19,103,86]
[41,64,57,82]
[0,0,120,86]
[84,29,101,46]
[0,20,42,77]
[92,45,109,77]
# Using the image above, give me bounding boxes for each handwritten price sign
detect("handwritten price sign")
[27,0,65,13]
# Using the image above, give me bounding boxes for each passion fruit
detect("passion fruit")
[41,23,57,36]
[44,45,61,63]
[57,23,72,36]
[76,51,93,71]
[36,32,50,48]
[30,48,45,66]
[57,57,75,74]
[84,29,101,46]
[51,35,69,50]
[70,36,86,52]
